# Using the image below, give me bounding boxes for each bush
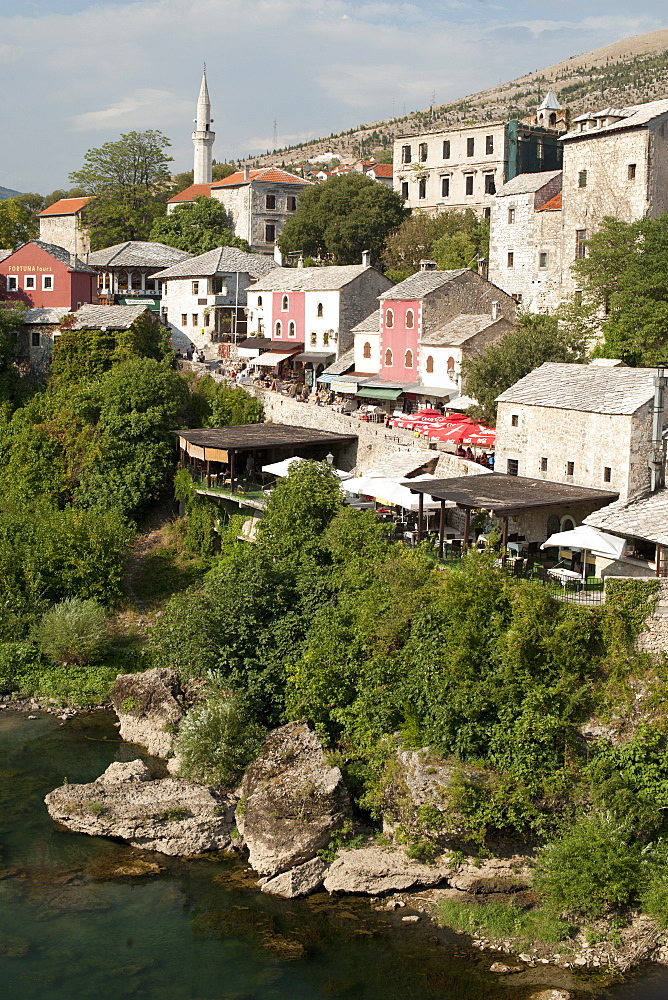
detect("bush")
[12,661,120,706]
[534,813,644,919]
[34,598,109,666]
[437,898,574,949]
[174,691,265,788]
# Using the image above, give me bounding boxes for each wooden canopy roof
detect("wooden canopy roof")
[175,424,357,453]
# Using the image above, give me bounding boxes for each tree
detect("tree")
[461,314,587,425]
[382,209,488,281]
[44,187,87,208]
[150,197,250,254]
[69,130,173,248]
[278,173,408,264]
[169,162,237,196]
[566,214,668,366]
[0,199,38,248]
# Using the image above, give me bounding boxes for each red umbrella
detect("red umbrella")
[427,423,471,444]
[464,428,496,448]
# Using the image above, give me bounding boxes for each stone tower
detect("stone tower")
[192,68,215,184]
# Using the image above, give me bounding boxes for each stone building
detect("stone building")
[15,307,70,376]
[495,362,666,504]
[0,240,97,310]
[488,171,563,312]
[393,96,565,217]
[37,197,91,257]
[86,241,190,305]
[153,246,278,352]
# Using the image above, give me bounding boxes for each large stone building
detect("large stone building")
[393,95,565,217]
[495,362,666,504]
[37,197,91,257]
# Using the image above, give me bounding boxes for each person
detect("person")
[197,350,206,364]
[186,345,193,361]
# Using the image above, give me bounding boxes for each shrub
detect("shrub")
[174,692,265,788]
[534,813,644,919]
[34,598,109,666]
[437,898,574,949]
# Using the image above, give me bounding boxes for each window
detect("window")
[6,276,17,291]
[266,194,276,209]
[537,140,544,161]
[578,170,587,188]
[447,356,455,373]
[275,321,282,337]
[385,308,394,329]
[465,174,474,196]
[485,135,494,154]
[628,163,637,181]
[316,302,323,317]
[405,309,414,329]
[401,181,409,200]
[384,349,393,366]
[426,355,434,373]
[192,281,199,295]
[257,296,263,307]
[401,144,412,164]
[181,314,187,326]
[192,314,198,326]
[42,274,53,290]
[466,137,475,156]
[282,295,289,310]
[575,229,587,259]
[508,207,516,224]
[419,143,428,162]
[566,461,575,476]
[404,349,413,368]
[507,459,519,476]
[265,223,276,243]
[288,321,296,338]
[287,196,297,211]
[603,466,612,483]
[574,290,583,305]
[31,330,40,347]
[511,414,518,427]
[483,207,491,219]
[507,252,514,268]
[310,332,316,346]
[323,331,329,345]
[24,275,36,290]
[363,341,371,359]
[540,457,548,472]
[443,139,450,159]
[418,178,426,199]
[512,292,523,303]
[441,176,450,197]
[484,173,495,194]
[539,251,548,268]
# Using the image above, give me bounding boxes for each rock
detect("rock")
[402,915,420,923]
[529,992,572,1000]
[27,715,37,720]
[324,847,454,895]
[260,857,328,898]
[110,668,185,758]
[489,962,523,974]
[448,856,533,894]
[44,760,237,856]
[236,719,351,877]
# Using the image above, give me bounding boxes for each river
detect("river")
[2,710,668,1000]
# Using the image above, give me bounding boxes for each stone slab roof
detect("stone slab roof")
[408,473,618,514]
[23,307,70,324]
[71,304,153,330]
[366,451,438,479]
[87,242,190,269]
[585,489,668,546]
[496,170,562,197]
[351,309,380,334]
[496,362,657,414]
[251,264,372,292]
[562,98,668,141]
[154,246,277,280]
[380,270,468,301]
[38,197,91,217]
[422,313,498,346]
[0,249,12,262]
[175,424,356,451]
[28,240,97,273]
[321,348,355,377]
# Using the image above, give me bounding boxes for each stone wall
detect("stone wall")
[38,214,90,257]
[633,579,668,657]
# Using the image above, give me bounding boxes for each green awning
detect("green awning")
[356,386,402,400]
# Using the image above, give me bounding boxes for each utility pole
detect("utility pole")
[273,119,278,150]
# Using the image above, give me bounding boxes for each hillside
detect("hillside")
[247,28,668,168]
[0,185,21,201]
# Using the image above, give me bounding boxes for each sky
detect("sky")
[1,0,668,193]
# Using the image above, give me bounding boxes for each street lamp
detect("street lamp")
[326,452,334,465]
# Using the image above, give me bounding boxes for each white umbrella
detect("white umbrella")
[342,474,443,511]
[262,456,352,480]
[540,524,626,579]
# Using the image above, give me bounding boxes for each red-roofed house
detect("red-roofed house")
[37,197,91,257]
[365,163,394,187]
[167,167,311,255]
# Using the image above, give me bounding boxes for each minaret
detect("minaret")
[192,67,215,184]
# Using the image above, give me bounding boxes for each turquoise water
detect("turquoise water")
[0,710,666,1000]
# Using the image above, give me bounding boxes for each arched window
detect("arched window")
[546,515,560,538]
[257,296,263,307]
[561,516,576,532]
[275,321,282,337]
[384,349,393,367]
[426,355,434,374]
[405,309,414,329]
[288,321,296,338]
[404,350,413,368]
[317,302,323,317]
[282,295,289,311]
[549,112,557,127]
[363,341,371,359]
[447,356,455,373]
[386,308,394,329]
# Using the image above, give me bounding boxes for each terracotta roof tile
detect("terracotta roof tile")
[38,197,91,217]
[536,192,562,211]
[167,183,216,204]
[369,164,393,178]
[211,168,311,189]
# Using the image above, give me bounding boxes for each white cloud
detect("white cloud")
[71,89,191,130]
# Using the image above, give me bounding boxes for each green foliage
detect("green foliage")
[11,659,122,706]
[50,313,171,388]
[33,597,108,666]
[461,313,587,425]
[382,209,488,275]
[257,460,344,558]
[159,807,189,822]
[70,130,174,248]
[317,819,367,862]
[188,374,263,427]
[0,198,38,248]
[601,578,660,650]
[437,898,574,949]
[278,172,408,263]
[150,197,250,254]
[174,691,265,788]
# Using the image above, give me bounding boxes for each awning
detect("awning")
[356,386,402,400]
[295,352,335,365]
[249,351,298,366]
[330,379,360,394]
[238,337,273,350]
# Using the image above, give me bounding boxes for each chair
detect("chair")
[535,566,549,583]
[512,558,525,577]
